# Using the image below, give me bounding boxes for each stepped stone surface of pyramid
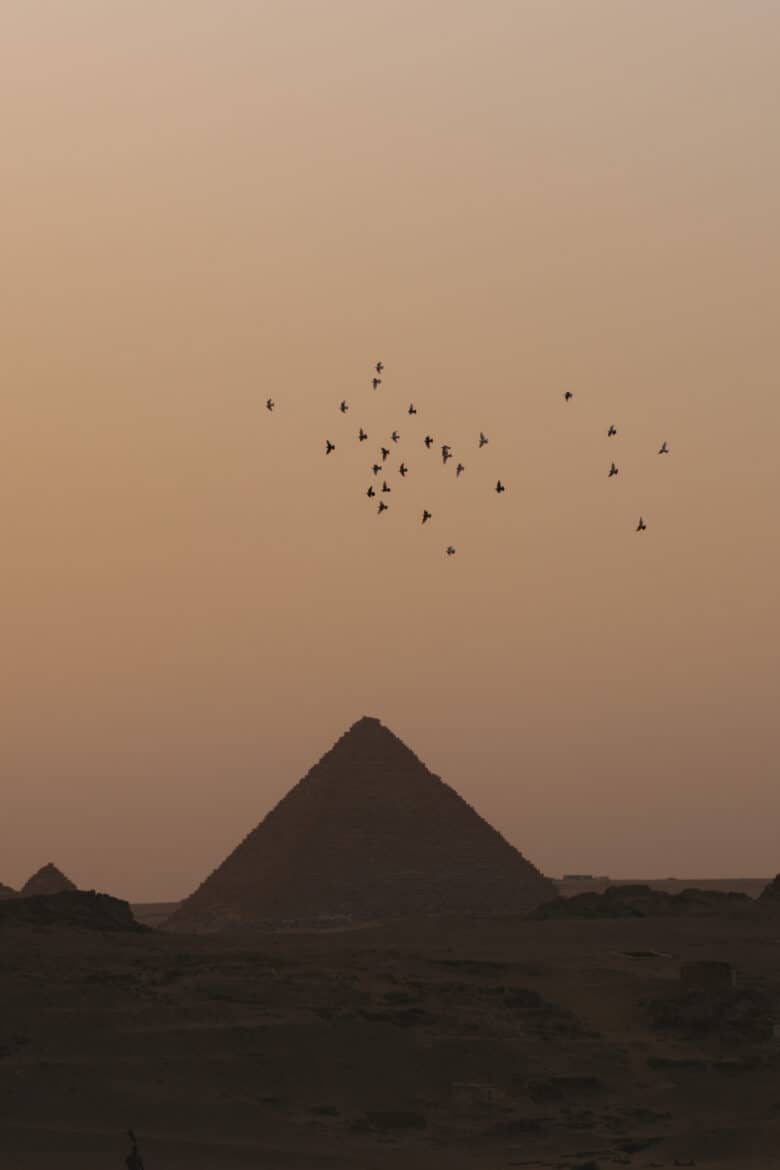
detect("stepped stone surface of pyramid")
[168,716,554,931]
[21,864,77,898]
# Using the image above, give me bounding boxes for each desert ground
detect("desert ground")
[2,899,780,1170]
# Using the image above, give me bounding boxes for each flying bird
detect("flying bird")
[637,516,647,532]
[408,403,417,415]
[367,485,375,498]
[608,425,617,437]
[496,480,505,493]
[266,398,274,412]
[372,463,382,475]
[659,441,669,454]
[399,462,408,477]
[608,462,619,477]
[564,391,573,401]
[378,500,388,514]
[359,428,368,441]
[422,510,432,524]
[424,435,434,449]
[456,463,465,477]
[375,361,384,373]
[382,480,391,493]
[372,377,382,390]
[391,430,400,443]
[339,400,349,413]
[325,440,335,454]
[478,432,488,448]
[380,446,390,462]
[441,445,452,464]
[446,546,456,556]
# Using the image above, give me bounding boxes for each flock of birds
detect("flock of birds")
[266,363,670,555]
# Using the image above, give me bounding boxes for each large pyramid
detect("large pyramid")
[168,716,554,931]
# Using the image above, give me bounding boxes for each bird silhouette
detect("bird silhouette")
[339,400,349,413]
[608,425,617,437]
[446,545,456,556]
[359,428,368,441]
[441,445,452,464]
[372,377,382,390]
[380,446,390,462]
[478,432,488,448]
[659,441,669,454]
[608,462,619,477]
[382,481,391,493]
[424,435,434,449]
[367,485,376,498]
[564,391,573,401]
[378,500,388,513]
[391,430,400,443]
[422,510,432,524]
[456,463,465,477]
[496,480,505,493]
[375,361,384,373]
[266,398,274,412]
[637,516,647,531]
[408,403,417,415]
[399,462,408,477]
[371,463,382,475]
[325,440,335,454]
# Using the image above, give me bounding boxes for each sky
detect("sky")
[2,1,779,901]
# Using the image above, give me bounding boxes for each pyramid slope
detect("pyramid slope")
[21,864,77,898]
[0,882,17,900]
[169,717,554,930]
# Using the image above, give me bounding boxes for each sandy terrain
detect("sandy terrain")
[2,907,780,1169]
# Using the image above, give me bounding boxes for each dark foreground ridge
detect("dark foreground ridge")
[759,873,780,902]
[0,890,145,932]
[530,883,755,920]
[168,716,554,931]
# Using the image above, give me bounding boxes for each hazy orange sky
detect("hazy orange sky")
[2,2,779,900]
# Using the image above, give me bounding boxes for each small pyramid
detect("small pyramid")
[21,863,77,898]
[168,716,554,930]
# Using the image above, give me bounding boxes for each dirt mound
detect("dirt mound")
[168,715,554,931]
[21,863,77,897]
[0,890,145,932]
[530,884,752,920]
[645,985,774,1042]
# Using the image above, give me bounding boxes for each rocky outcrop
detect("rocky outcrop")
[530,884,752,920]
[168,715,554,931]
[0,890,145,932]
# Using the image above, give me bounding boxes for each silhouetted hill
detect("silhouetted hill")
[21,863,77,897]
[0,882,17,900]
[759,874,780,902]
[530,884,753,920]
[0,890,144,932]
[168,716,554,931]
